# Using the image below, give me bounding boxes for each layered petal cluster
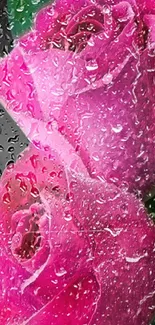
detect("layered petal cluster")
[0,133,155,324]
[1,0,155,194]
[0,0,155,324]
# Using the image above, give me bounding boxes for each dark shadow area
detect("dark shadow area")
[0,0,29,173]
[0,104,29,175]
[0,0,13,56]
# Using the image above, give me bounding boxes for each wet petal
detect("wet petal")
[58,48,155,194]
[24,272,99,325]
[0,134,155,323]
[68,175,155,324]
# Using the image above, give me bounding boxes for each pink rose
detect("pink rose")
[0,1,155,323]
[1,0,155,196]
[0,127,155,324]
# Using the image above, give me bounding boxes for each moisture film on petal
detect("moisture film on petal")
[0,0,155,323]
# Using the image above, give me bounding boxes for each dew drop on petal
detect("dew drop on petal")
[3,192,11,204]
[86,59,98,71]
[55,267,67,277]
[112,124,123,133]
[92,152,100,162]
[64,211,73,221]
[102,73,113,85]
[31,187,40,198]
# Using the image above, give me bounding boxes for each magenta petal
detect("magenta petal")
[0,141,90,303]
[0,47,43,120]
[0,244,43,323]
[67,176,155,324]
[96,0,136,9]
[24,186,92,303]
[135,0,155,14]
[144,14,155,45]
[0,46,77,124]
[0,0,155,323]
[58,46,155,194]
[34,0,92,46]
[0,139,155,323]
[101,0,155,15]
[65,5,104,35]
[1,0,155,196]
[10,203,51,273]
[54,0,92,13]
[24,272,99,325]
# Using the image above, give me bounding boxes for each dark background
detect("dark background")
[0,0,29,175]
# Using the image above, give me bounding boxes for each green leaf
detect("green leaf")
[150,318,155,325]
[7,0,51,38]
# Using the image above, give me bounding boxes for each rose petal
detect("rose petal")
[0,243,42,323]
[58,46,155,194]
[0,47,43,119]
[24,272,100,325]
[0,141,90,306]
[34,0,92,50]
[67,175,155,324]
[1,0,154,195]
[0,134,155,323]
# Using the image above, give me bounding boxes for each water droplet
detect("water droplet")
[34,287,41,296]
[64,211,73,221]
[70,181,78,189]
[7,162,14,171]
[66,192,74,201]
[31,187,39,198]
[86,59,98,71]
[92,152,100,161]
[20,181,27,193]
[27,104,35,117]
[31,0,40,4]
[102,5,111,15]
[102,73,113,85]
[30,155,38,169]
[6,160,14,167]
[8,135,19,143]
[58,171,63,178]
[8,146,14,153]
[42,167,47,173]
[112,124,123,133]
[87,38,95,47]
[52,186,60,194]
[0,145,4,152]
[0,109,4,117]
[51,279,58,284]
[3,193,11,204]
[126,252,148,263]
[46,119,58,133]
[50,171,56,178]
[16,5,24,12]
[104,227,122,237]
[55,267,67,277]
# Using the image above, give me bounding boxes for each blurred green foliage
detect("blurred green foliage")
[145,194,155,222]
[8,0,51,37]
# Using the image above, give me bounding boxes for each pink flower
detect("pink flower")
[1,0,155,195]
[0,1,155,323]
[0,128,155,324]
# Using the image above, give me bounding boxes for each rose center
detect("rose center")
[53,19,103,52]
[11,206,44,261]
[44,5,104,52]
[15,213,41,260]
